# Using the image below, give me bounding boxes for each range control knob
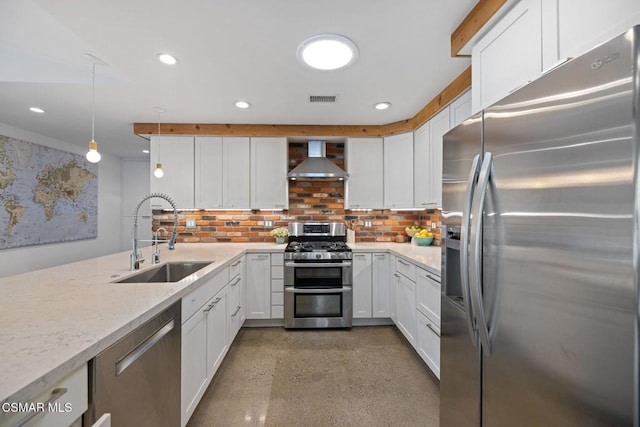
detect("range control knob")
[315,253,322,259]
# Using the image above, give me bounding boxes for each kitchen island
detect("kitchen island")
[0,242,440,417]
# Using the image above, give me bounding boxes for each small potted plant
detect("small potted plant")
[270,227,289,244]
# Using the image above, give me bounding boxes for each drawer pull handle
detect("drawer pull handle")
[426,322,441,337]
[13,388,68,427]
[231,260,242,267]
[394,273,401,278]
[255,255,269,259]
[116,319,175,376]
[397,259,409,266]
[231,277,241,287]
[231,305,241,317]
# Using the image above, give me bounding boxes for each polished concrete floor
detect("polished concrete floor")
[187,326,440,427]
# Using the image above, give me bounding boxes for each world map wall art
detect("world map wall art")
[0,135,98,249]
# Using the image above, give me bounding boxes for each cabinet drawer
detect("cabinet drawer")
[271,292,284,306]
[417,311,440,379]
[229,257,243,279]
[417,268,441,327]
[1,364,88,427]
[271,305,284,319]
[182,267,229,322]
[271,253,284,266]
[271,266,284,280]
[271,279,284,292]
[395,257,416,282]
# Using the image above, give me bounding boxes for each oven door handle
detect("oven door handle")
[284,287,352,294]
[284,262,352,268]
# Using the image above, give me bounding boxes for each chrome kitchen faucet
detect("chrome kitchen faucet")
[131,193,178,270]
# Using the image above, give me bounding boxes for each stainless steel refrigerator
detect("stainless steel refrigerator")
[441,26,638,426]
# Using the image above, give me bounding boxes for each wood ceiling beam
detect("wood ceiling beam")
[133,66,472,138]
[451,0,508,57]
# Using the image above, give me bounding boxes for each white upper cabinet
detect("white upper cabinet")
[413,121,433,209]
[345,138,384,209]
[150,136,195,209]
[384,132,414,209]
[472,0,543,112]
[428,107,450,209]
[223,137,251,209]
[449,89,472,128]
[195,137,223,209]
[250,137,288,210]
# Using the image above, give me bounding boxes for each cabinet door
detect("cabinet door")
[413,122,433,209]
[417,311,440,379]
[472,0,542,112]
[228,273,244,340]
[352,253,372,318]
[150,136,194,209]
[389,255,397,323]
[372,253,390,317]
[345,138,383,209]
[428,107,450,209]
[384,132,414,209]
[223,137,250,209]
[250,138,288,209]
[195,137,223,209]
[206,289,228,379]
[181,309,207,426]
[417,268,441,327]
[449,89,472,128]
[395,272,417,347]
[245,254,271,319]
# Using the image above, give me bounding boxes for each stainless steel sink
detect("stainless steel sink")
[115,261,213,283]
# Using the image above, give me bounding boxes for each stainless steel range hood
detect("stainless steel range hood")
[287,140,349,180]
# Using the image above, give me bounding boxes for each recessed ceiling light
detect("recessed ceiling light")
[235,101,250,109]
[142,149,150,154]
[157,53,177,65]
[375,102,392,110]
[297,34,358,71]
[29,107,45,113]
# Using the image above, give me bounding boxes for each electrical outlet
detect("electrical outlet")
[265,220,274,227]
[186,219,196,229]
[431,221,437,230]
[364,220,372,228]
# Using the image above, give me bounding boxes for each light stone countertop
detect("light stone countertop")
[0,241,440,408]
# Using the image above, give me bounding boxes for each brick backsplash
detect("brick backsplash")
[153,142,442,244]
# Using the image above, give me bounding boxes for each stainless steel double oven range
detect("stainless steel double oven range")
[284,222,353,328]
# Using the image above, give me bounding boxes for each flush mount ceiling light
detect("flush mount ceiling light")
[375,102,392,110]
[29,107,45,113]
[142,149,150,154]
[297,34,358,71]
[235,100,250,109]
[157,53,177,65]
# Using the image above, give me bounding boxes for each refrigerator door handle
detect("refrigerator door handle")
[469,151,493,355]
[461,154,481,346]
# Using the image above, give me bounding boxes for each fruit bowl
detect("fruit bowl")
[414,236,434,246]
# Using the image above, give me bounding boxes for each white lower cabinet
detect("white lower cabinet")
[181,260,245,427]
[417,311,441,379]
[416,268,441,327]
[394,271,417,347]
[245,254,271,319]
[372,253,390,317]
[389,255,397,323]
[352,253,373,318]
[181,308,208,426]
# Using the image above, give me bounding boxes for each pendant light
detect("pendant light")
[153,107,165,178]
[85,61,101,163]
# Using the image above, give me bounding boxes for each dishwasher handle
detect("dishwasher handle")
[115,319,175,376]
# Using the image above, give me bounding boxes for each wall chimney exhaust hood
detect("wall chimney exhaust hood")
[288,140,349,180]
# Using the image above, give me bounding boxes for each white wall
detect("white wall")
[0,123,122,277]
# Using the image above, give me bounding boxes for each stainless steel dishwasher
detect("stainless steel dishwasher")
[84,301,181,426]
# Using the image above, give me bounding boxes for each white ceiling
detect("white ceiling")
[0,0,475,159]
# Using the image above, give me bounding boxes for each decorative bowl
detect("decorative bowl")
[414,236,434,246]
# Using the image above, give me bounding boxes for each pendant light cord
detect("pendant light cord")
[91,62,96,142]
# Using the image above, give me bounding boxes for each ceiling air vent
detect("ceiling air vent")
[309,95,337,103]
